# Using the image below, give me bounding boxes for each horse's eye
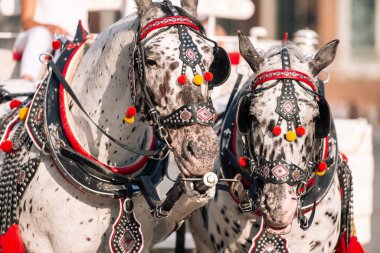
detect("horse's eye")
[146,59,157,67]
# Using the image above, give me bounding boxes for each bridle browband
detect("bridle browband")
[140,16,201,40]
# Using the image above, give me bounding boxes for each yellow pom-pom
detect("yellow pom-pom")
[285,131,297,142]
[193,74,204,86]
[19,107,29,121]
[315,170,326,176]
[124,116,135,124]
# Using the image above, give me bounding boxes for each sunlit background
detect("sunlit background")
[0,0,379,252]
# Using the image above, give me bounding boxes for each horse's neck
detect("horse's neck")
[65,16,152,167]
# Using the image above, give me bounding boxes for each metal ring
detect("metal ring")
[41,142,51,156]
[39,52,54,65]
[123,198,133,214]
[318,69,330,84]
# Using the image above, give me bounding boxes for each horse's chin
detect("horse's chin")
[265,223,292,235]
[169,126,218,177]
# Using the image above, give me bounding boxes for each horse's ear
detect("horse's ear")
[309,39,339,76]
[181,0,198,17]
[238,31,264,73]
[136,0,155,16]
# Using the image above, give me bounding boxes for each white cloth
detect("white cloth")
[13,0,88,81]
[14,26,52,81]
[33,0,88,35]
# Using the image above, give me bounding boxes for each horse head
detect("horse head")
[135,0,230,177]
[237,32,339,234]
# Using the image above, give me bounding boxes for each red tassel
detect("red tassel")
[177,75,187,85]
[10,99,22,109]
[0,224,25,253]
[335,233,346,253]
[272,126,282,137]
[52,40,61,50]
[347,236,364,253]
[238,157,248,167]
[1,140,13,153]
[204,71,214,82]
[12,51,22,62]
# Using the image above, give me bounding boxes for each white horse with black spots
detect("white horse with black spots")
[0,0,232,252]
[189,33,364,253]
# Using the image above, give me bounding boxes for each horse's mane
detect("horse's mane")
[262,42,305,61]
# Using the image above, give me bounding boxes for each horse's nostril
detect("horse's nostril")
[187,141,196,156]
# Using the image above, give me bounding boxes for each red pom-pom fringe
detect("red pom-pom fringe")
[177,75,187,85]
[335,233,346,253]
[204,72,214,82]
[126,106,137,117]
[52,40,61,50]
[10,99,22,110]
[317,161,327,172]
[341,153,348,163]
[12,51,22,62]
[272,126,282,137]
[296,126,306,137]
[238,157,248,167]
[0,224,25,253]
[347,236,364,253]
[1,140,13,153]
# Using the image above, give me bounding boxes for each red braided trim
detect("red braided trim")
[140,16,201,40]
[252,69,317,92]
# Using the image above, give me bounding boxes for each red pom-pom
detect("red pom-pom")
[296,126,306,137]
[204,72,214,82]
[126,106,137,117]
[12,51,22,62]
[52,40,61,50]
[1,140,13,153]
[0,224,25,253]
[272,126,282,136]
[341,153,348,163]
[238,157,248,167]
[317,161,327,172]
[177,75,187,85]
[347,236,364,253]
[9,100,22,110]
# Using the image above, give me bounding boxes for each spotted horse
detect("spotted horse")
[189,33,364,253]
[0,0,232,252]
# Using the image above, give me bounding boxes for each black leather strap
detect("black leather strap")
[48,60,168,159]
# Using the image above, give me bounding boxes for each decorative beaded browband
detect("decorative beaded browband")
[140,16,201,40]
[139,14,214,87]
[252,69,317,92]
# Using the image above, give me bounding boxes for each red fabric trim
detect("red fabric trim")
[140,16,201,40]
[1,116,19,144]
[252,69,317,92]
[58,42,152,175]
[0,224,25,253]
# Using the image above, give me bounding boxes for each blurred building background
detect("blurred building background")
[0,0,379,252]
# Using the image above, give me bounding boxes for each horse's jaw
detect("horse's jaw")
[259,183,298,233]
[168,125,218,177]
